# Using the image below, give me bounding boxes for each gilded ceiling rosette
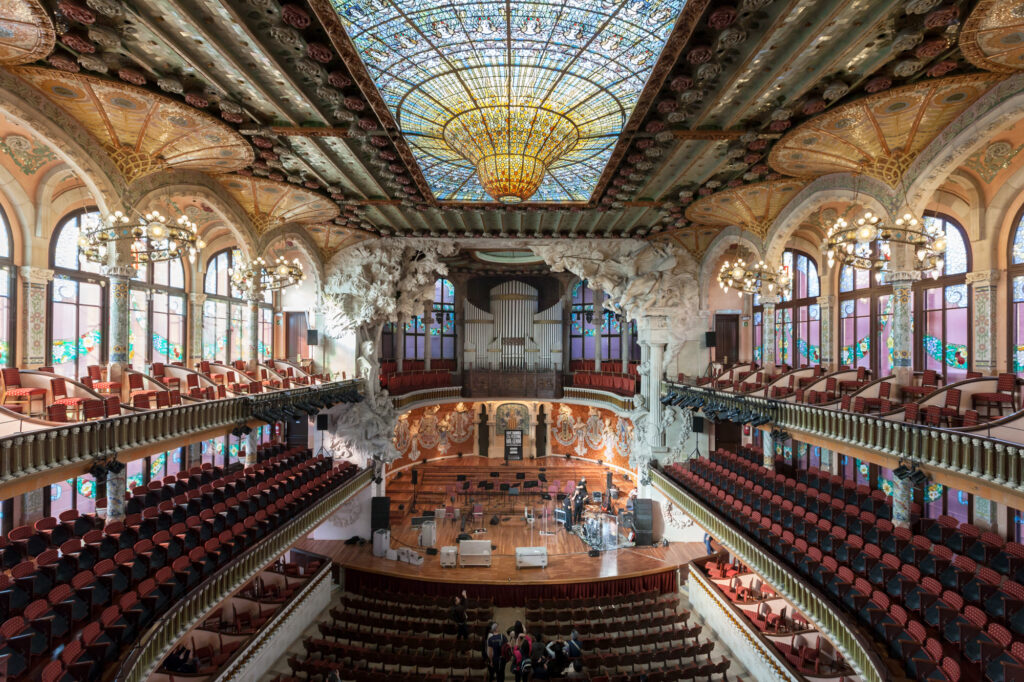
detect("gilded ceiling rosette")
[684,180,808,239]
[0,0,54,65]
[217,175,340,234]
[11,67,253,182]
[767,74,1004,187]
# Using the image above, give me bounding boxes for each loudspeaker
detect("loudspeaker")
[633,499,653,532]
[316,414,328,431]
[635,530,654,546]
[588,549,600,557]
[489,515,500,526]
[412,468,418,485]
[371,496,390,532]
[426,547,438,555]
[307,330,319,346]
[606,472,613,490]
[704,331,717,348]
[692,416,704,434]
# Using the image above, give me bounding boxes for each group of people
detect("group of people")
[483,619,584,681]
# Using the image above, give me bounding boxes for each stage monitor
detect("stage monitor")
[554,507,567,525]
[592,491,603,503]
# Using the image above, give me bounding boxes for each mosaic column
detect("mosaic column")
[621,315,631,370]
[19,267,53,368]
[820,447,833,473]
[245,429,259,466]
[816,295,836,371]
[105,264,136,383]
[593,288,603,372]
[967,270,1000,375]
[246,284,261,372]
[892,475,912,529]
[423,300,432,371]
[188,293,206,369]
[889,270,921,388]
[395,314,405,372]
[186,442,202,469]
[761,294,778,372]
[762,429,775,471]
[106,467,126,524]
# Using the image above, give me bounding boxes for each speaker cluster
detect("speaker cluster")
[250,387,362,425]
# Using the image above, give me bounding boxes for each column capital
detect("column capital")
[888,270,922,284]
[19,266,53,284]
[966,269,1000,286]
[103,264,137,279]
[189,292,207,306]
[761,294,779,307]
[816,294,835,307]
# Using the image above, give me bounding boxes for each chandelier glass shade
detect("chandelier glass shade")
[83,210,203,265]
[229,256,305,294]
[717,258,788,297]
[443,105,579,203]
[824,209,947,278]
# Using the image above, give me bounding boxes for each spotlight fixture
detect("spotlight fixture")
[909,468,928,486]
[893,463,911,480]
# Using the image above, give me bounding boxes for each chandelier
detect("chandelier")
[718,258,789,297]
[824,209,947,278]
[443,105,579,203]
[229,256,305,294]
[83,210,203,264]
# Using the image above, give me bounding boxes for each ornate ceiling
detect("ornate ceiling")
[0,0,1017,267]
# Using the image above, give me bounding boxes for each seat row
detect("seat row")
[0,455,359,680]
[382,370,452,394]
[571,371,639,396]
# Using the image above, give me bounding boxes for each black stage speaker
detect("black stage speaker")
[316,414,328,431]
[307,330,319,346]
[412,468,418,485]
[692,416,704,433]
[606,472,613,490]
[704,331,717,348]
[371,496,390,532]
[633,499,653,532]
[635,530,654,546]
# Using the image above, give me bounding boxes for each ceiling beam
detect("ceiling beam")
[270,126,355,138]
[670,129,747,141]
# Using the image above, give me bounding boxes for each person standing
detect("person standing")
[487,622,508,682]
[452,589,469,640]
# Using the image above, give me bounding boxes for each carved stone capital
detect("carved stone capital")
[103,264,137,279]
[966,269,1000,286]
[189,293,207,306]
[887,270,922,284]
[19,266,54,285]
[816,294,836,307]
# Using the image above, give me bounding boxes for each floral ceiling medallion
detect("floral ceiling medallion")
[218,175,340,234]
[768,74,1004,187]
[11,67,254,182]
[960,0,1024,73]
[330,0,688,202]
[685,179,808,239]
[0,0,54,66]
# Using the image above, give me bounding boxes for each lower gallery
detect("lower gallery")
[1,0,1023,680]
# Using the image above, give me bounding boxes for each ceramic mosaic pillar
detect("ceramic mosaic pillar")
[245,428,259,466]
[892,475,912,529]
[395,315,405,372]
[593,288,603,372]
[423,300,433,371]
[188,293,206,369]
[106,467,126,523]
[967,270,1000,375]
[19,267,53,368]
[621,317,631,370]
[106,264,135,383]
[762,430,774,470]
[761,294,778,372]
[820,447,833,473]
[247,287,261,372]
[889,271,920,388]
[816,295,835,370]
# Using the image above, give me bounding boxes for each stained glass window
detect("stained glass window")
[924,215,969,276]
[570,280,598,361]
[430,278,457,360]
[330,0,687,202]
[775,250,819,368]
[404,315,425,360]
[51,211,106,379]
[840,297,871,371]
[202,248,272,362]
[752,312,762,365]
[0,206,14,367]
[130,255,186,368]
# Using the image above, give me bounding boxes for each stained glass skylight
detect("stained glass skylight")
[331,0,687,202]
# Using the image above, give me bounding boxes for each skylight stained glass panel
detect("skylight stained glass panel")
[331,0,687,202]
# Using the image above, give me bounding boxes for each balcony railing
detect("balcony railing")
[664,381,1024,502]
[0,380,360,488]
[651,468,887,682]
[115,466,372,682]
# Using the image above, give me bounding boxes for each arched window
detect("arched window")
[920,214,969,383]
[201,249,273,363]
[430,278,456,360]
[570,280,599,361]
[1007,207,1024,375]
[0,206,15,367]
[776,250,820,368]
[130,254,186,367]
[50,209,105,379]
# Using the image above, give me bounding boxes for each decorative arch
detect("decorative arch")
[257,224,326,291]
[697,226,766,307]
[763,174,895,266]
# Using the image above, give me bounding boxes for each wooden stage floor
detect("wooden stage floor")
[296,514,706,586]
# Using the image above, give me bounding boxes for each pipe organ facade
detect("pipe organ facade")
[463,280,563,371]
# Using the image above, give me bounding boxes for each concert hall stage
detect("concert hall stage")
[294,458,706,602]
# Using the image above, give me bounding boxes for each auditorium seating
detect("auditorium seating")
[0,447,360,680]
[662,449,1024,682]
[571,371,638,397]
[382,370,452,394]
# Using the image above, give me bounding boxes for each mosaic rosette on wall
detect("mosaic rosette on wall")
[684,180,807,239]
[0,0,54,65]
[768,75,1004,186]
[217,175,340,233]
[11,67,253,181]
[961,0,1024,73]
[329,0,686,202]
